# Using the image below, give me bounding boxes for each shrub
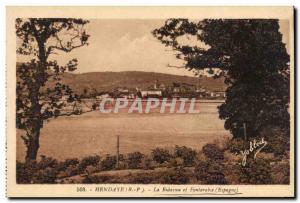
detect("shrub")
[194,160,227,184]
[92,103,98,110]
[260,127,290,157]
[17,156,60,184]
[151,148,171,164]
[85,165,99,175]
[78,155,101,173]
[223,162,240,184]
[168,157,184,168]
[117,161,128,170]
[174,145,197,166]
[202,144,224,160]
[141,157,156,170]
[57,158,79,171]
[194,160,209,182]
[37,155,58,169]
[65,165,80,177]
[34,167,58,183]
[238,158,272,184]
[133,175,154,184]
[160,167,189,184]
[64,158,79,167]
[127,152,144,169]
[16,161,37,184]
[224,138,247,154]
[74,108,82,115]
[271,162,290,184]
[82,175,111,183]
[223,150,241,162]
[58,167,80,179]
[101,155,117,170]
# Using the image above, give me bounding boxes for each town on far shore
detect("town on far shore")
[57,80,226,114]
[61,80,226,101]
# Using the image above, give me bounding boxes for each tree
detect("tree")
[81,88,89,98]
[16,18,90,162]
[153,19,290,139]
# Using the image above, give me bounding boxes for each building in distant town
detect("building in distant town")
[207,91,226,98]
[214,91,226,98]
[128,93,135,99]
[170,82,197,94]
[196,87,206,93]
[181,83,196,91]
[141,90,162,98]
[112,87,130,98]
[96,93,110,100]
[154,80,166,91]
[116,87,129,93]
[173,87,180,93]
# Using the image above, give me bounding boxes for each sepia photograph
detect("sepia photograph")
[6,6,295,198]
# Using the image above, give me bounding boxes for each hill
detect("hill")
[59,71,226,94]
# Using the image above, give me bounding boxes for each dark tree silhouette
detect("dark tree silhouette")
[153,19,290,139]
[16,18,90,162]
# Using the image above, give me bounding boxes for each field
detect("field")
[16,102,230,161]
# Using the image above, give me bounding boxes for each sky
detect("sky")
[17,19,290,77]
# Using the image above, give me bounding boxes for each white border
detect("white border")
[1,0,299,202]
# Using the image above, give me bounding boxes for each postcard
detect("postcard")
[6,6,294,198]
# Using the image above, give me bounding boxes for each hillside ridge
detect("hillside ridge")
[59,71,226,93]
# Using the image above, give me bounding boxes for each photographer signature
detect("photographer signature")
[240,137,267,166]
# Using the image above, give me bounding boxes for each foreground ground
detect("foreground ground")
[15,101,290,185]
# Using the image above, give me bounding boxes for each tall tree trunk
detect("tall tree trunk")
[24,35,46,162]
[25,125,40,162]
[25,89,42,162]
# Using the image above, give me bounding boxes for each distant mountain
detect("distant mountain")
[16,62,227,94]
[58,71,227,94]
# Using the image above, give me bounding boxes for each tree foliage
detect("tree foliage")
[16,18,90,161]
[153,19,290,139]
